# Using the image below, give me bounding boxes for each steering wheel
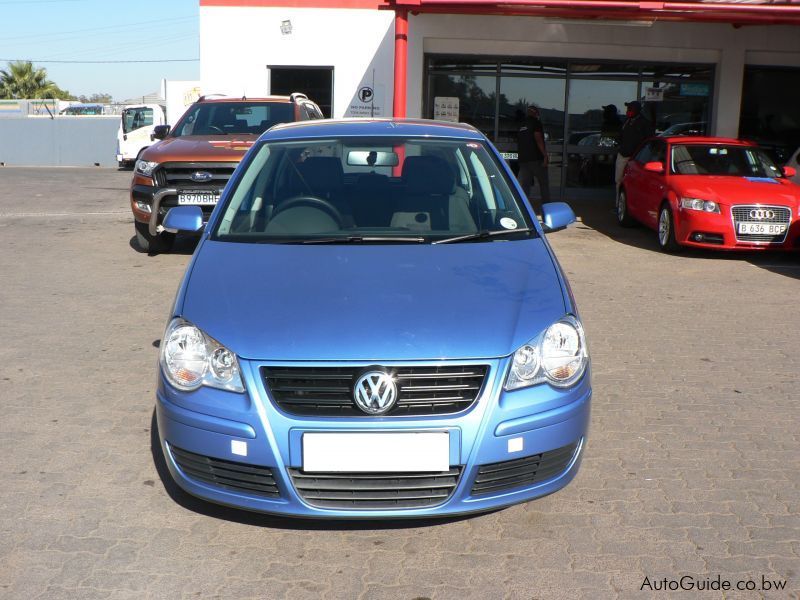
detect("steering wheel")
[271,196,344,228]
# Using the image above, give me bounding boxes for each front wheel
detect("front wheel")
[616,189,635,227]
[134,221,175,254]
[657,204,682,253]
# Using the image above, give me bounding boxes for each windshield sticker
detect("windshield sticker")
[500,217,518,230]
[744,177,779,184]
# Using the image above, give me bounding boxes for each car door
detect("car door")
[638,139,667,228]
[624,142,654,221]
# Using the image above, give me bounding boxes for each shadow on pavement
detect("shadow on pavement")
[149,411,487,530]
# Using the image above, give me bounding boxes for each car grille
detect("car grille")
[262,365,489,417]
[288,467,462,509]
[169,444,280,498]
[153,162,237,190]
[731,205,791,243]
[471,441,580,496]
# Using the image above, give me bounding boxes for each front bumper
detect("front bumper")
[155,358,591,518]
[675,208,800,251]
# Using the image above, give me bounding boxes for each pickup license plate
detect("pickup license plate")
[178,191,220,206]
[303,432,449,473]
[738,222,786,235]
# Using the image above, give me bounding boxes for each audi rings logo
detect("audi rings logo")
[749,208,775,220]
[353,371,397,415]
[191,171,213,183]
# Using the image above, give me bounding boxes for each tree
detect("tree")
[78,93,112,104]
[0,61,72,99]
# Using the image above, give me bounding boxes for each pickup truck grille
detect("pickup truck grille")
[153,162,237,190]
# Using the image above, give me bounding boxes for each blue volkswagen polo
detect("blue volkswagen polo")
[156,119,591,518]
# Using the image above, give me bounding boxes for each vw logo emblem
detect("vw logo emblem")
[353,371,397,415]
[749,209,775,220]
[191,171,213,182]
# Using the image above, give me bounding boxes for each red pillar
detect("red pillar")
[393,9,408,119]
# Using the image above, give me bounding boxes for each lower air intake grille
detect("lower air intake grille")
[288,467,462,509]
[169,445,280,498]
[471,441,580,496]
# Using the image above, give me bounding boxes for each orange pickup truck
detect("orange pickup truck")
[130,93,323,252]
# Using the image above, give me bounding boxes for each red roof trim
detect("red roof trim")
[200,0,387,8]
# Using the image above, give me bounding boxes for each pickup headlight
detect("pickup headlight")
[159,318,244,393]
[505,315,589,390]
[680,198,720,213]
[135,160,159,177]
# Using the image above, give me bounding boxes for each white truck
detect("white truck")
[115,104,167,168]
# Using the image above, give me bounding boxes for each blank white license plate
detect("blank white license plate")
[738,222,786,235]
[303,432,449,473]
[178,191,219,205]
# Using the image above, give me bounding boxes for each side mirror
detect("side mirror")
[541,202,576,232]
[151,125,170,141]
[782,165,796,178]
[644,161,665,174]
[163,206,204,232]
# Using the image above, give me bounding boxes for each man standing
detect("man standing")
[615,100,654,187]
[517,104,550,210]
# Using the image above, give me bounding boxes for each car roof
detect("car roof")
[662,136,754,146]
[198,96,294,104]
[262,118,484,141]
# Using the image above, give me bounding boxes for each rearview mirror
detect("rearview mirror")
[163,206,204,232]
[644,161,664,174]
[782,165,796,178]
[541,202,576,232]
[151,125,170,141]
[347,150,398,167]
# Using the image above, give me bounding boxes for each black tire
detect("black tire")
[134,221,175,254]
[616,188,635,227]
[657,204,682,253]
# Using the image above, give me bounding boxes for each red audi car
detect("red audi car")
[617,136,800,251]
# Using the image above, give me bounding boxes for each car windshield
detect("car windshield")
[670,144,783,178]
[170,102,295,136]
[212,136,534,244]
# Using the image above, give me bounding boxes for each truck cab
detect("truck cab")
[116,104,167,168]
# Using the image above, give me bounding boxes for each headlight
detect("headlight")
[680,198,720,213]
[159,318,244,393]
[135,160,159,177]
[505,315,589,390]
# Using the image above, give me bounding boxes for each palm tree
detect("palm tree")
[0,61,62,99]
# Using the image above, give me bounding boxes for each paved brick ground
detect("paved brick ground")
[0,167,798,599]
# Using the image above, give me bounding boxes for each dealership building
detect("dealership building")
[199,0,800,197]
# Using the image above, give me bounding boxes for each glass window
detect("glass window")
[670,144,783,177]
[428,57,498,73]
[639,81,710,134]
[171,102,295,136]
[569,62,640,78]
[497,76,566,147]
[739,66,800,164]
[213,137,534,243]
[428,74,497,139]
[500,58,566,76]
[122,107,154,134]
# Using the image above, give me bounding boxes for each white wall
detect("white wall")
[200,6,800,135]
[200,7,394,118]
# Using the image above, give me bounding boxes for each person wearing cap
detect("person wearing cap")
[615,100,654,187]
[517,104,550,209]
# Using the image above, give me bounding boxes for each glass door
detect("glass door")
[564,79,638,199]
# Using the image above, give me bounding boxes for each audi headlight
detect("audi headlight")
[159,318,244,393]
[505,315,589,390]
[135,160,159,177]
[680,198,720,213]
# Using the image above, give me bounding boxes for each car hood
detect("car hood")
[180,239,567,361]
[673,176,799,207]
[143,135,258,162]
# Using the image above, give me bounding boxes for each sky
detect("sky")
[0,0,199,101]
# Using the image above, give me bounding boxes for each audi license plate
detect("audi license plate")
[737,222,786,235]
[303,432,449,472]
[178,191,220,205]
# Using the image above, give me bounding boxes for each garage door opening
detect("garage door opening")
[269,66,334,118]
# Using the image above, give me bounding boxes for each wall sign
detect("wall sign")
[645,87,665,102]
[434,97,460,122]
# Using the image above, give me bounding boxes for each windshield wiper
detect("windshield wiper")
[432,229,533,244]
[298,235,427,245]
